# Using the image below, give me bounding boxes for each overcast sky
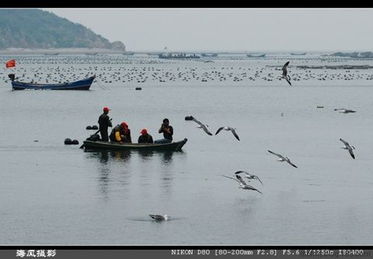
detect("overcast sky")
[43,8,373,52]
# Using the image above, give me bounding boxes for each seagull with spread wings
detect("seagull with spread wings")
[267,150,298,168]
[339,138,356,159]
[222,175,262,194]
[215,126,240,141]
[282,61,292,86]
[234,171,263,185]
[186,116,213,136]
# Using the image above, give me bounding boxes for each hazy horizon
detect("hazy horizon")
[39,8,373,52]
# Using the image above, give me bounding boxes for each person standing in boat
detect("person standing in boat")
[98,107,112,142]
[110,122,132,143]
[138,128,154,144]
[155,118,173,144]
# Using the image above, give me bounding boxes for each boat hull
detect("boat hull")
[247,54,266,58]
[83,138,188,151]
[11,76,95,90]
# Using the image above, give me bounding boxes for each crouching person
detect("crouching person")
[110,122,132,143]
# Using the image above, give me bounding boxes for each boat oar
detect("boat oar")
[80,129,100,149]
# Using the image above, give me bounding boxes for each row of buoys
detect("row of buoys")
[86,125,98,130]
[64,138,79,145]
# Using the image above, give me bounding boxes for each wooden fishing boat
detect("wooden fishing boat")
[9,74,95,90]
[82,138,188,151]
[247,53,266,58]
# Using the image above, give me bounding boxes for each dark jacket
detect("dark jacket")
[110,125,132,143]
[98,113,112,130]
[138,134,154,144]
[158,124,173,140]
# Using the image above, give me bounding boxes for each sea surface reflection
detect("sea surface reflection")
[84,149,181,200]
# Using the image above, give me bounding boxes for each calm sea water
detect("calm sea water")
[1,54,373,245]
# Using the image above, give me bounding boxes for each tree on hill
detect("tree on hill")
[0,9,125,50]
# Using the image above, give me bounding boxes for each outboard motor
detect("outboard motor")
[8,74,15,81]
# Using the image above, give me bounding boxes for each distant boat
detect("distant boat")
[201,53,218,57]
[85,52,98,56]
[290,53,306,55]
[9,74,95,90]
[44,53,59,56]
[158,53,200,59]
[122,52,135,55]
[247,53,266,58]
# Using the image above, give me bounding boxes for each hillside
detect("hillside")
[0,9,125,50]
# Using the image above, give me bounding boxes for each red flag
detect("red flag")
[6,59,16,68]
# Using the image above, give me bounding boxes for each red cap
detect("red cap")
[140,128,148,135]
[121,122,128,128]
[103,106,110,112]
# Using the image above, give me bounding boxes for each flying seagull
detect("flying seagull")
[222,175,262,194]
[215,127,240,141]
[334,108,356,114]
[234,170,263,185]
[186,116,213,136]
[149,214,169,221]
[339,138,356,159]
[282,61,292,86]
[267,150,298,168]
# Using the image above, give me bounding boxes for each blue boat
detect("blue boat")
[9,74,95,90]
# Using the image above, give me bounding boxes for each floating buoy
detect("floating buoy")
[317,106,324,108]
[135,87,142,90]
[71,139,79,145]
[86,125,98,130]
[33,140,39,142]
[64,138,72,145]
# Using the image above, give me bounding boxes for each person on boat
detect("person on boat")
[98,106,112,142]
[155,118,173,144]
[110,122,132,143]
[138,128,154,144]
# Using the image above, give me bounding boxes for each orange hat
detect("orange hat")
[121,122,128,128]
[103,106,110,112]
[140,128,148,135]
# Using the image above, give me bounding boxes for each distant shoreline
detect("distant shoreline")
[0,48,126,55]
[0,48,336,55]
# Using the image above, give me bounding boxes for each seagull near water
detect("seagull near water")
[282,61,292,86]
[215,127,240,141]
[186,115,213,136]
[334,108,356,114]
[149,214,169,221]
[234,171,263,185]
[267,150,298,168]
[339,138,356,159]
[222,174,262,194]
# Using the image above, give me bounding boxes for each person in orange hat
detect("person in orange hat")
[138,128,153,144]
[110,121,132,143]
[98,106,112,141]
